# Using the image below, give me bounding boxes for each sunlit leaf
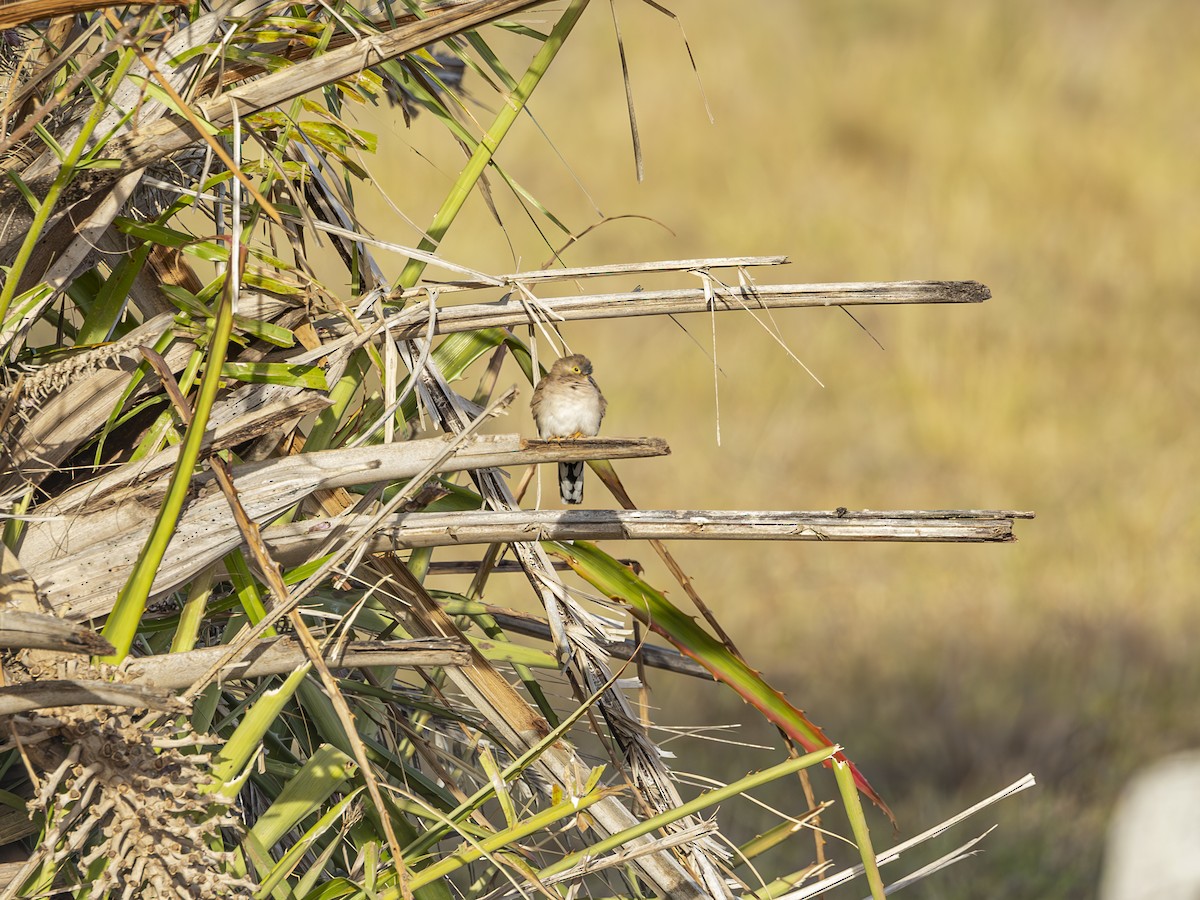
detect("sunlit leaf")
[218,361,327,388]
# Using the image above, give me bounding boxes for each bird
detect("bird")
[530,354,607,504]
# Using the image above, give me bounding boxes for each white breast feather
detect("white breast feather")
[536,382,604,438]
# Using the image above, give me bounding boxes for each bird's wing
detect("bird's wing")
[532,374,549,429]
[530,377,546,420]
[590,376,607,421]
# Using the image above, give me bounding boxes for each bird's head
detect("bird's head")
[552,354,593,376]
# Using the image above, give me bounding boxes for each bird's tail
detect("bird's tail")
[558,461,585,504]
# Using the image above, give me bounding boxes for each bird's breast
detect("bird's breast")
[535,384,604,438]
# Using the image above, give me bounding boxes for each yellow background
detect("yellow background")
[351,2,1199,895]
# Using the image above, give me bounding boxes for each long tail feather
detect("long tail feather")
[559,461,584,504]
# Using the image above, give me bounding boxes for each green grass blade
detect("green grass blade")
[124,343,199,463]
[290,825,355,900]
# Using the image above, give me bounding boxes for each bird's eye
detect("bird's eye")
[572,366,581,373]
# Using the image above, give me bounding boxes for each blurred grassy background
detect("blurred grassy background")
[352,1,1199,895]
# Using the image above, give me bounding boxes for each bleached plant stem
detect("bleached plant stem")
[377,280,991,338]
[261,508,1034,561]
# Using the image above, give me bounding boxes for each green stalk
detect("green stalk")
[538,748,838,880]
[169,564,216,654]
[100,259,238,662]
[395,0,592,290]
[834,756,887,900]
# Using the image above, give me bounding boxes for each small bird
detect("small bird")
[530,354,607,504]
